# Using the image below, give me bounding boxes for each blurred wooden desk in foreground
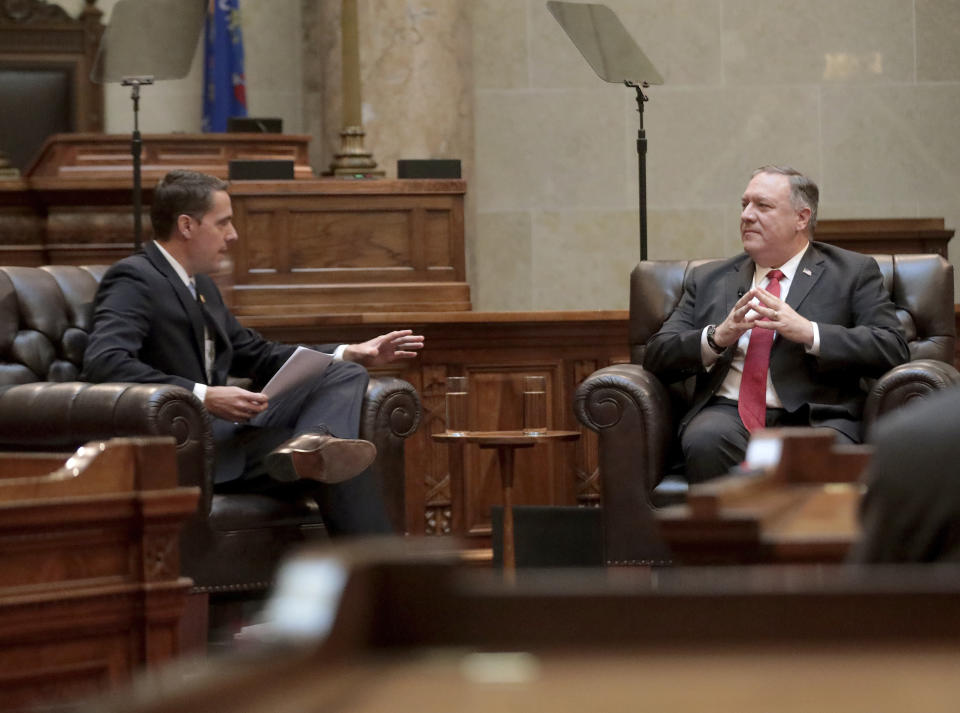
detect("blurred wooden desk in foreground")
[0,438,198,712]
[83,540,960,713]
[658,428,872,565]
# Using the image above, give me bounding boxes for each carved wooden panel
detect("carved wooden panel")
[228,180,470,314]
[245,311,631,545]
[0,0,105,173]
[0,437,198,710]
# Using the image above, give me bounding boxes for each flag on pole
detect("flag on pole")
[202,0,247,132]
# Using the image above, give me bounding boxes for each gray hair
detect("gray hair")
[752,165,819,234]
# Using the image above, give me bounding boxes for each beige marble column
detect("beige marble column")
[302,0,474,182]
[328,0,383,176]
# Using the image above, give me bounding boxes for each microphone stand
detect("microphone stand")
[626,80,650,262]
[121,76,154,252]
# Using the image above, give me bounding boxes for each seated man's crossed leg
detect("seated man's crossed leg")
[212,359,392,535]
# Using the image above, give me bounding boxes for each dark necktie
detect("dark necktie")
[738,269,784,432]
[190,280,217,385]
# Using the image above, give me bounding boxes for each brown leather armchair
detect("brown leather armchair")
[0,265,421,596]
[575,254,960,566]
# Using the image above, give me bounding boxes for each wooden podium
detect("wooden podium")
[0,133,471,313]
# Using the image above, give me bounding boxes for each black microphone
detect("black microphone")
[737,286,745,297]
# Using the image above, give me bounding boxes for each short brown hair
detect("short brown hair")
[150,170,229,241]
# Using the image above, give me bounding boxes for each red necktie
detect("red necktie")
[738,269,784,432]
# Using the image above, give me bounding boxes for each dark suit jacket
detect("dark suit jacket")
[848,385,960,563]
[81,241,296,392]
[642,242,910,442]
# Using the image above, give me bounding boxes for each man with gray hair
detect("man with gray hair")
[643,166,908,483]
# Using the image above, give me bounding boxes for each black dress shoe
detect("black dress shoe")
[266,432,376,484]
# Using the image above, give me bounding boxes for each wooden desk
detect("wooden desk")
[227,178,469,314]
[657,429,872,565]
[433,430,580,579]
[79,543,960,713]
[0,437,198,711]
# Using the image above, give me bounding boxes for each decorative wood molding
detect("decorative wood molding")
[0,437,198,709]
[245,310,631,545]
[0,0,73,24]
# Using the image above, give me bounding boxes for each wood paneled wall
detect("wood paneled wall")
[243,311,630,545]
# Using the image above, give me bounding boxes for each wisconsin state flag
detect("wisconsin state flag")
[202,0,247,132]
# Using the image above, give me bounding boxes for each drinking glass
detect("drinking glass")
[445,376,468,435]
[522,375,547,435]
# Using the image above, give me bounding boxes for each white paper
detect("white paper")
[261,346,334,399]
[744,434,783,470]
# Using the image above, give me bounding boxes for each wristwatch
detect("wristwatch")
[705,324,725,354]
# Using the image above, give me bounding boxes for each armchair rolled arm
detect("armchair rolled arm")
[574,364,674,565]
[863,359,960,436]
[574,363,674,493]
[0,382,214,512]
[361,376,422,533]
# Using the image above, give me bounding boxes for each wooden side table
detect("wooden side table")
[432,430,580,581]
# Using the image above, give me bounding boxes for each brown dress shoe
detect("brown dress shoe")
[266,432,377,484]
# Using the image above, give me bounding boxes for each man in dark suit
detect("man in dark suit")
[848,385,960,563]
[82,169,424,534]
[643,166,909,483]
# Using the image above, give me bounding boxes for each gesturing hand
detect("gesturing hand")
[342,329,425,367]
[204,386,269,422]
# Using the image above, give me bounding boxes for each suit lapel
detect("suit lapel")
[784,243,825,312]
[144,242,208,377]
[724,255,754,316]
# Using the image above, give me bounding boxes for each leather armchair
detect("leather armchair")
[575,254,960,566]
[0,265,421,595]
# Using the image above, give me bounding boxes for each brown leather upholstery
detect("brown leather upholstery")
[575,254,960,566]
[0,265,421,593]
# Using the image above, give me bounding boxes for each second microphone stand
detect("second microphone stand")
[121,75,154,252]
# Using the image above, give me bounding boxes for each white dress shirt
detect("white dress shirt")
[701,242,821,408]
[153,241,347,404]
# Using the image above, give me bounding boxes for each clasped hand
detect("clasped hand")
[712,286,814,349]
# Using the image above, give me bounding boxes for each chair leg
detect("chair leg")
[178,591,210,655]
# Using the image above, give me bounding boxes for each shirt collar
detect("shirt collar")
[753,241,810,287]
[153,240,194,291]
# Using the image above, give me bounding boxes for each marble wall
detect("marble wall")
[474,0,960,309]
[62,0,960,309]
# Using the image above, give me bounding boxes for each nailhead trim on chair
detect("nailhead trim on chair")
[191,581,273,594]
[607,558,674,567]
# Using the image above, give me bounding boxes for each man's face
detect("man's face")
[182,190,237,275]
[739,172,809,267]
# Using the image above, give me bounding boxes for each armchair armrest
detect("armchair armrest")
[361,376,422,533]
[863,359,960,437]
[574,364,674,565]
[0,382,213,513]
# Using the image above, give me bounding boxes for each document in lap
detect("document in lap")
[261,346,333,399]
